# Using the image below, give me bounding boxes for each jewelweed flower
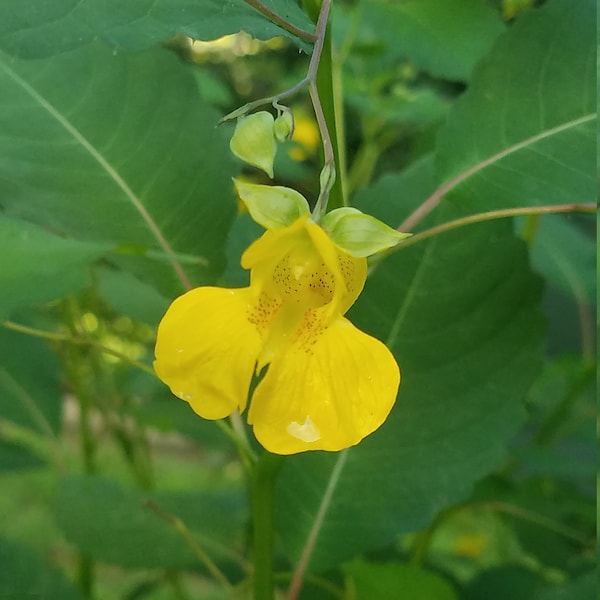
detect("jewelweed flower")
[154,183,404,454]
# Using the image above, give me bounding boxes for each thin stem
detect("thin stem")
[243,0,317,43]
[310,0,344,212]
[2,320,156,377]
[222,0,337,215]
[398,113,597,232]
[145,500,235,593]
[392,203,596,251]
[252,452,285,600]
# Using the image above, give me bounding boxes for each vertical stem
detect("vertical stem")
[303,0,345,211]
[316,23,344,209]
[252,452,285,600]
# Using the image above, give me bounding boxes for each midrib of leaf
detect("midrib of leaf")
[400,112,597,231]
[0,57,192,291]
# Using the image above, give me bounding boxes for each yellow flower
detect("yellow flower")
[154,215,400,454]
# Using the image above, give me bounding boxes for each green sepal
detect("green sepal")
[322,207,412,257]
[233,179,310,229]
[229,111,277,178]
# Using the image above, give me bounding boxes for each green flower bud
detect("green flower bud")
[230,111,277,178]
[322,207,412,257]
[233,179,310,229]
[274,109,295,142]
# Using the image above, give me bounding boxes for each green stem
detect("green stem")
[145,501,235,592]
[243,0,317,43]
[252,452,285,600]
[2,319,155,376]
[78,554,94,599]
[389,202,595,250]
[304,0,345,211]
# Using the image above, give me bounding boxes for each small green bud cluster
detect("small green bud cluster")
[229,108,410,256]
[229,108,294,179]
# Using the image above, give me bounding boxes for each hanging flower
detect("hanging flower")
[154,181,409,454]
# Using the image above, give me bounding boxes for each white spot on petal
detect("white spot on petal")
[287,416,320,443]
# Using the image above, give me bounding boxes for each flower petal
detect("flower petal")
[154,287,261,419]
[248,317,400,454]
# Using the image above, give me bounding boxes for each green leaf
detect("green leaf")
[0,0,314,57]
[435,0,595,216]
[0,538,85,600]
[234,180,310,229]
[464,566,541,600]
[0,216,108,319]
[322,207,411,257]
[361,0,505,81]
[534,572,595,600]
[0,44,236,297]
[95,267,170,327]
[343,560,458,600]
[55,475,248,569]
[276,159,544,571]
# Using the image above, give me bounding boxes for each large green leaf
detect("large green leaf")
[275,159,544,571]
[360,0,504,81]
[0,216,108,319]
[0,43,236,297]
[434,0,595,217]
[343,560,458,600]
[55,475,248,570]
[0,0,314,57]
[0,538,84,600]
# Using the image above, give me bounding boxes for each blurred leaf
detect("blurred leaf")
[276,159,544,571]
[534,571,595,600]
[464,566,541,600]
[0,441,44,472]
[436,0,595,215]
[529,215,595,304]
[361,0,504,81]
[0,0,314,57]
[0,329,62,470]
[0,538,84,600]
[0,44,236,297]
[0,216,108,319]
[0,336,61,469]
[55,475,248,569]
[347,87,449,128]
[343,559,458,600]
[420,507,527,583]
[95,267,170,327]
